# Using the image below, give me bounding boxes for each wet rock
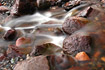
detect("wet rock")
[77,7,93,18]
[7,44,32,57]
[63,33,92,56]
[75,52,90,61]
[6,45,22,58]
[3,29,17,41]
[14,56,50,70]
[16,37,31,47]
[63,0,81,11]
[31,43,62,56]
[77,6,100,20]
[47,53,76,70]
[10,0,37,16]
[62,16,89,35]
[36,0,51,10]
[56,0,69,7]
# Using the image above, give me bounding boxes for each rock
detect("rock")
[62,16,89,35]
[30,43,62,56]
[56,0,70,7]
[7,45,32,57]
[63,33,92,56]
[75,52,90,61]
[77,7,93,18]
[77,6,100,20]
[14,56,50,70]
[16,37,31,47]
[3,29,17,41]
[36,0,51,10]
[10,0,37,16]
[6,45,22,58]
[47,53,76,70]
[63,0,81,11]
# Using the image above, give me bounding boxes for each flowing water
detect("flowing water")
[0,1,105,70]
[0,1,105,51]
[0,1,104,47]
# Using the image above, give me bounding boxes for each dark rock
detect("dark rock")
[62,16,89,35]
[31,43,62,56]
[56,0,69,7]
[10,0,37,16]
[47,54,76,70]
[3,29,17,41]
[36,0,51,10]
[63,0,81,11]
[63,33,92,56]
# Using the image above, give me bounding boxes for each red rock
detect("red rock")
[0,3,2,6]
[62,16,89,35]
[7,45,32,57]
[48,54,76,70]
[6,45,22,58]
[63,33,92,55]
[16,37,31,47]
[77,7,100,20]
[14,56,50,70]
[0,53,5,61]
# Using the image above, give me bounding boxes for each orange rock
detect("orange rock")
[16,37,31,47]
[75,52,90,61]
[101,57,105,62]
[93,51,101,58]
